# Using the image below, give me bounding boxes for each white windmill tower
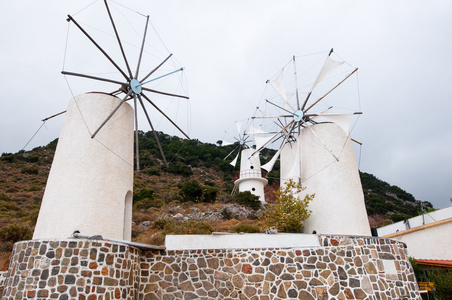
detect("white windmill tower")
[33,1,189,241]
[222,121,268,203]
[252,50,370,236]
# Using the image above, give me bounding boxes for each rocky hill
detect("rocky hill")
[0,131,433,269]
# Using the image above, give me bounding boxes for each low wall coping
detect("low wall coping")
[165,233,320,250]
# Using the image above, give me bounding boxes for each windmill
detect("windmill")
[251,50,370,235]
[62,0,190,170]
[221,120,268,202]
[33,1,189,241]
[251,49,361,173]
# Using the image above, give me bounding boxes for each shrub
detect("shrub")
[0,224,33,244]
[179,180,203,202]
[431,271,452,300]
[133,188,154,202]
[167,162,193,177]
[0,192,10,202]
[232,191,261,210]
[21,167,39,175]
[232,224,260,233]
[151,218,213,235]
[1,153,14,163]
[146,168,161,176]
[203,186,218,203]
[134,198,164,210]
[391,214,410,223]
[221,208,233,220]
[183,221,214,234]
[260,179,314,233]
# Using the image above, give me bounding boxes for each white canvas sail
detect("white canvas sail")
[261,147,282,172]
[221,140,235,146]
[247,124,269,136]
[311,113,354,133]
[269,70,295,111]
[311,56,344,91]
[230,151,240,167]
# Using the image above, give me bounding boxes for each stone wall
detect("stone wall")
[2,235,421,299]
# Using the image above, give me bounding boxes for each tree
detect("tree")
[232,191,261,210]
[261,179,314,232]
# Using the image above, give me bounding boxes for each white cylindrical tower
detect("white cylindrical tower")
[33,93,134,240]
[234,148,268,202]
[281,122,370,236]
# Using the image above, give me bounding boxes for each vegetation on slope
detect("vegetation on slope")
[0,131,434,269]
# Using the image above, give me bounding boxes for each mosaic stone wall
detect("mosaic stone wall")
[2,235,421,299]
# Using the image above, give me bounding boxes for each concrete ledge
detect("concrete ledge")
[165,233,320,250]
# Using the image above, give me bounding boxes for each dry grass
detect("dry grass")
[0,252,11,271]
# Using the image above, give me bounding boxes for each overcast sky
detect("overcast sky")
[1,1,451,209]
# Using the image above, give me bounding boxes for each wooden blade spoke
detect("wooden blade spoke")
[133,94,140,171]
[140,93,190,139]
[67,15,130,82]
[304,68,358,113]
[140,53,173,84]
[135,15,150,79]
[141,87,189,99]
[103,0,133,78]
[62,71,126,86]
[91,90,133,138]
[137,95,169,168]
[265,99,293,115]
[224,145,240,161]
[251,120,294,156]
[300,91,312,111]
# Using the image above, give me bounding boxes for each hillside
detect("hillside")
[0,131,433,268]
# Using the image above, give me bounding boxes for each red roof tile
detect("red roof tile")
[414,259,452,267]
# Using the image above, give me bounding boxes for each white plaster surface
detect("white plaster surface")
[165,233,320,250]
[386,220,452,259]
[234,148,268,202]
[382,260,397,275]
[281,123,371,236]
[33,93,134,240]
[377,206,452,236]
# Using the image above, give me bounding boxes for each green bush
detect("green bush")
[0,224,33,244]
[152,218,213,235]
[391,214,410,223]
[146,168,161,176]
[0,192,10,202]
[431,271,452,300]
[261,179,314,233]
[21,167,39,175]
[232,224,260,233]
[179,180,203,202]
[167,162,193,177]
[183,221,214,234]
[232,191,261,210]
[134,198,164,210]
[133,188,154,202]
[202,186,218,203]
[1,153,14,163]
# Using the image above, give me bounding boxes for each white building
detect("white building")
[377,204,452,259]
[280,123,371,236]
[233,148,268,203]
[33,93,134,241]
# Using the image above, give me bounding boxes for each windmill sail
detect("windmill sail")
[230,151,240,167]
[261,147,282,172]
[269,70,295,111]
[311,113,354,133]
[311,56,344,92]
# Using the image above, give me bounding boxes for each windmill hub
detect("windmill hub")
[293,110,304,122]
[129,79,142,94]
